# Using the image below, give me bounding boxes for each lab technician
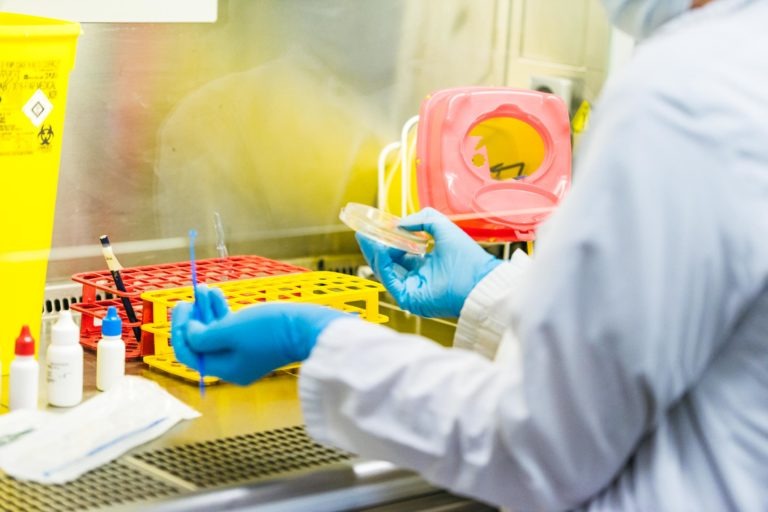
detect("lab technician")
[172,0,768,510]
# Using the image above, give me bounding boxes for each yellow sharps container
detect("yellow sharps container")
[0,13,81,372]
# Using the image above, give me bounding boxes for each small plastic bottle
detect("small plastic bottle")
[46,310,84,407]
[96,306,125,391]
[9,325,39,411]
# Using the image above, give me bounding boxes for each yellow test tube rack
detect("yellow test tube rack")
[140,271,388,384]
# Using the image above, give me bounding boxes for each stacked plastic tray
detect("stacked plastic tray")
[140,271,388,384]
[70,256,308,360]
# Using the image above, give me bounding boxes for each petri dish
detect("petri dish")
[339,203,432,255]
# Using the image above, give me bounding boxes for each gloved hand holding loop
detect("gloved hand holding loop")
[172,285,346,385]
[357,207,500,318]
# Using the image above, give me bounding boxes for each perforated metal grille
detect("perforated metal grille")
[0,461,181,512]
[131,425,353,488]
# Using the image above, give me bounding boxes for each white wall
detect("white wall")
[392,0,614,121]
[0,0,217,22]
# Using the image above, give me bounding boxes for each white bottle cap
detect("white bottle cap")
[51,310,80,346]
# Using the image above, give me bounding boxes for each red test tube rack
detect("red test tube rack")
[71,255,309,360]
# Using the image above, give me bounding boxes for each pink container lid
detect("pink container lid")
[415,87,571,242]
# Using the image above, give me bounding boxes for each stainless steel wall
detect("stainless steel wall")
[47,0,613,280]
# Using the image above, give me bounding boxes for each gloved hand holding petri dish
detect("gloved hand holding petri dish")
[345,204,500,318]
[339,203,433,255]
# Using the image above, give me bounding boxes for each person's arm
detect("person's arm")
[299,80,747,510]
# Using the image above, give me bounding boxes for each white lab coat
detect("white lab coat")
[299,1,768,510]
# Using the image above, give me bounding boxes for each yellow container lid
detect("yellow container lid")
[0,12,81,39]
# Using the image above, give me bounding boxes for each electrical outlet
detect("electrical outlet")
[530,75,575,110]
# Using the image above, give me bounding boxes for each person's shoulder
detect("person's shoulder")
[600,19,765,136]
[612,31,706,109]
[620,5,767,113]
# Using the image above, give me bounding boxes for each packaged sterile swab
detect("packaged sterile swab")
[0,376,200,484]
[0,410,52,448]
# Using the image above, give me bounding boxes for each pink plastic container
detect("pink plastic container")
[416,87,571,242]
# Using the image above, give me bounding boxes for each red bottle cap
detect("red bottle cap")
[15,325,35,356]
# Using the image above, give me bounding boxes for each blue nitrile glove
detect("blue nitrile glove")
[171,285,347,385]
[356,207,501,318]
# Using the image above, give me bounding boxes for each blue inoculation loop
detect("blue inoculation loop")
[189,229,201,318]
[189,229,206,397]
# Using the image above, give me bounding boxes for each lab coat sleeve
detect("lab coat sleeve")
[300,75,742,510]
[300,318,532,503]
[453,249,532,359]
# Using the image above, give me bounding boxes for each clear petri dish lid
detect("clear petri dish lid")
[339,203,432,255]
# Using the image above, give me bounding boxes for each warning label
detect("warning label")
[0,59,61,156]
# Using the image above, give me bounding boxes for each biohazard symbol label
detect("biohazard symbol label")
[38,125,54,146]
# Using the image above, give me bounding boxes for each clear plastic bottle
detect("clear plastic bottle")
[96,306,125,391]
[10,325,39,411]
[46,310,84,407]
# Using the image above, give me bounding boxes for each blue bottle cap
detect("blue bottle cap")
[102,306,122,336]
